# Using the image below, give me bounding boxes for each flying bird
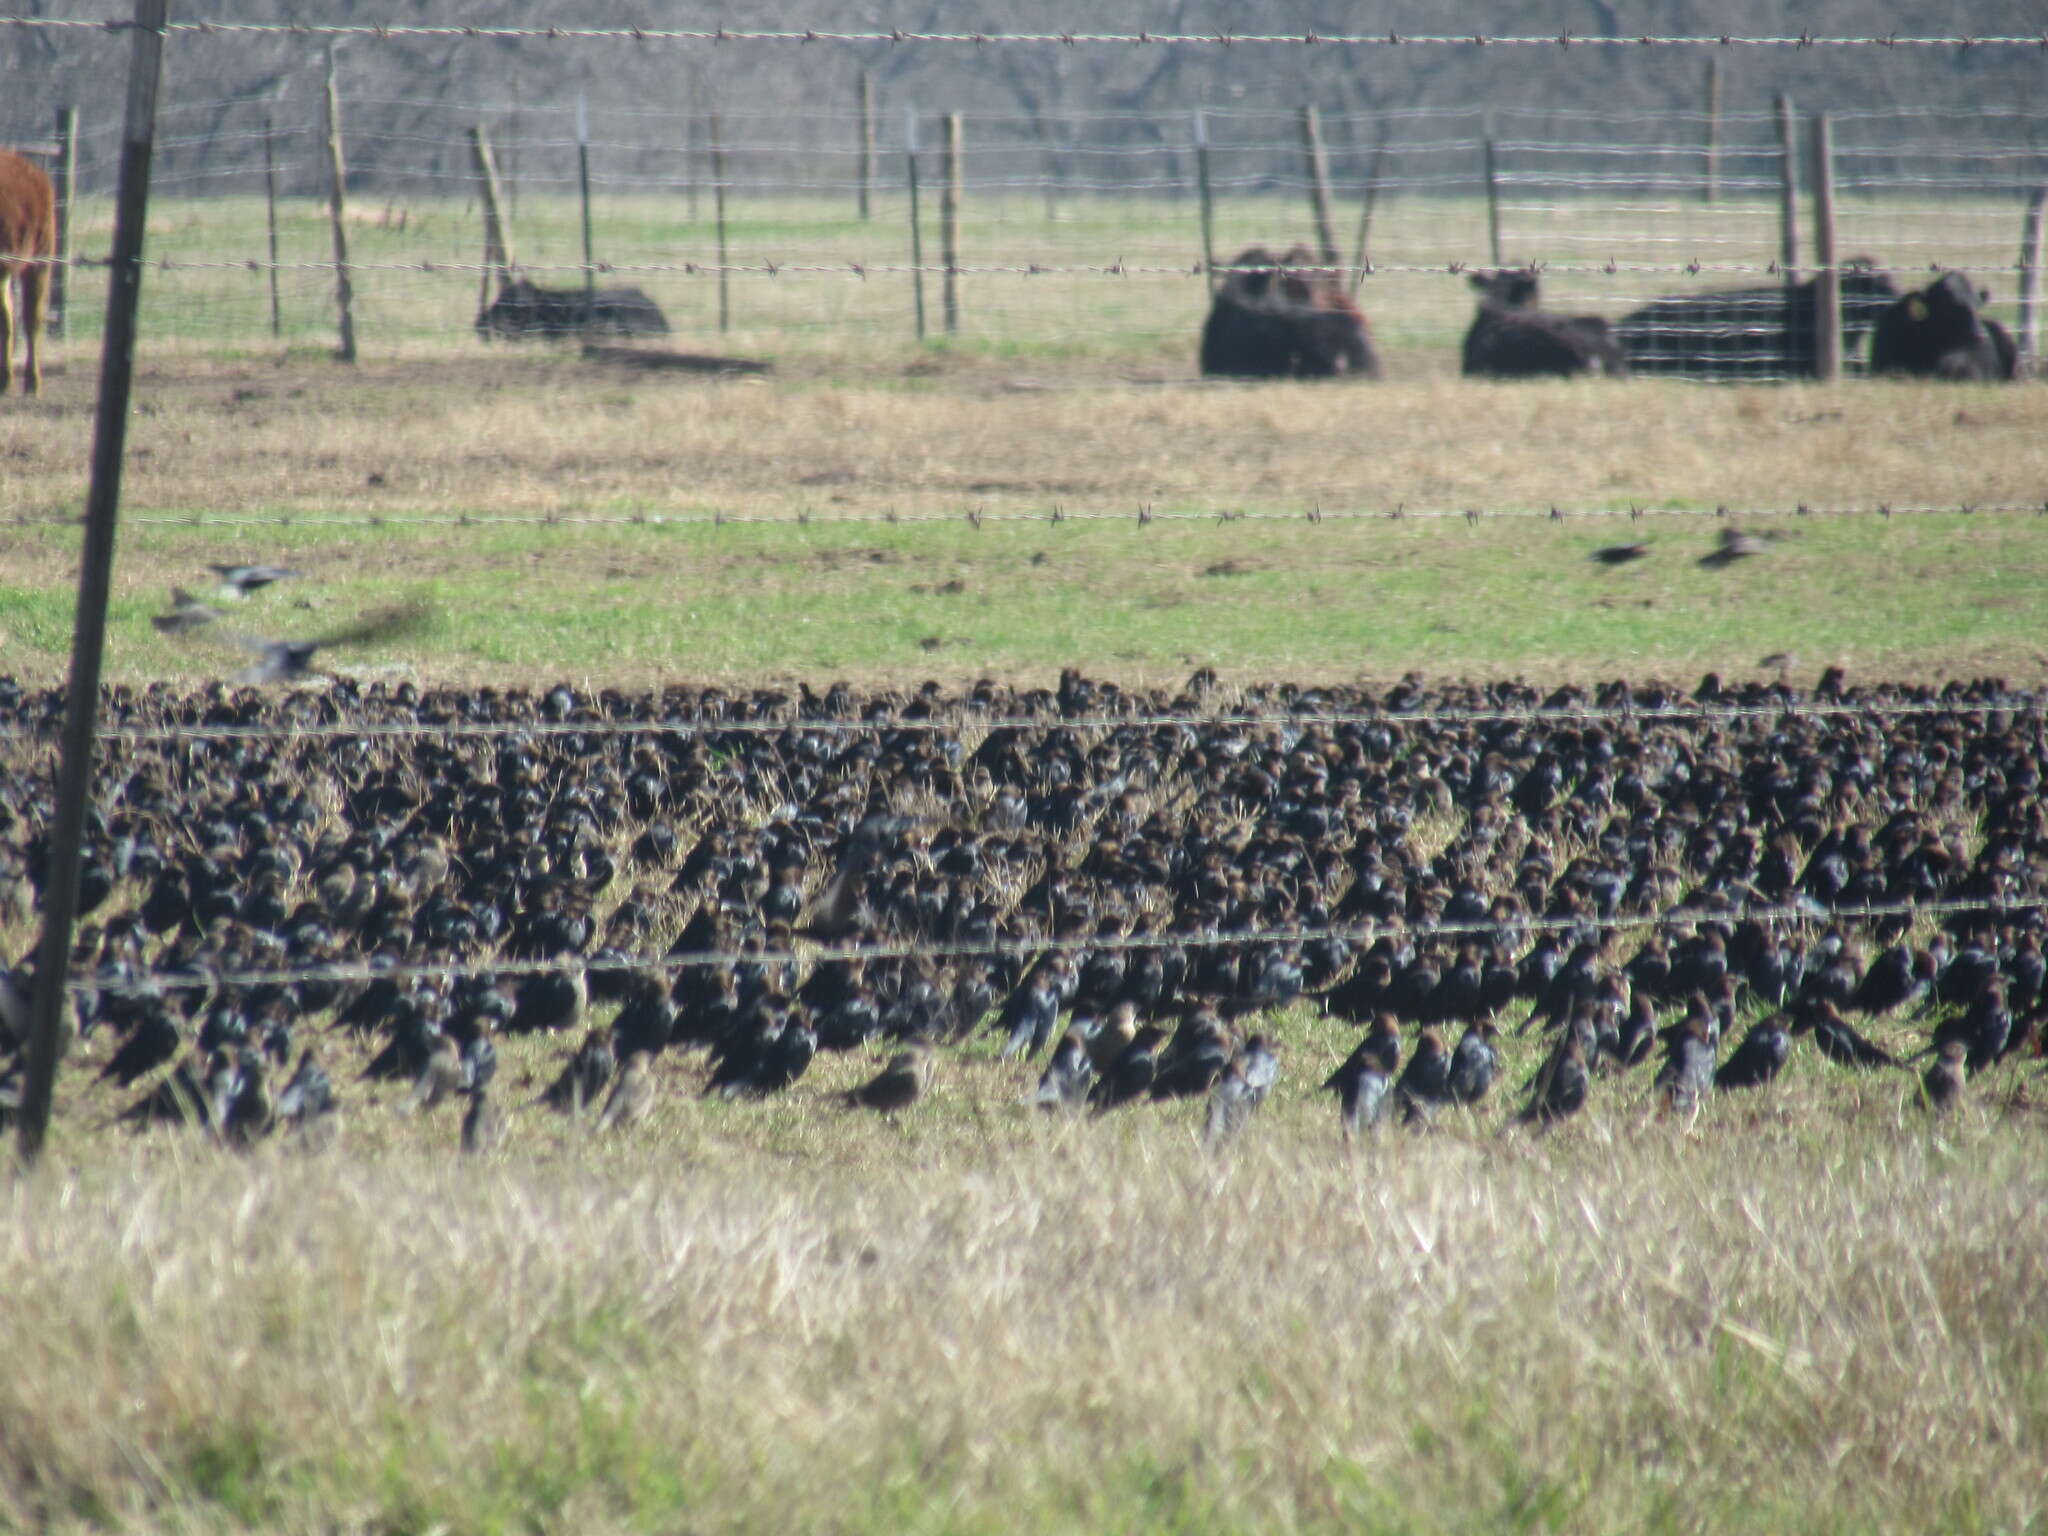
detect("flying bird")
[151,588,222,634]
[167,601,433,684]
[1697,527,1764,570]
[211,562,300,596]
[1590,542,1650,566]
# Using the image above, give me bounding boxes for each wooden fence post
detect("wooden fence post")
[1481,109,1503,267]
[1809,112,1840,381]
[2016,184,2047,377]
[48,105,77,338]
[857,71,875,220]
[1349,123,1389,292]
[322,45,356,363]
[575,94,596,306]
[1775,94,1801,281]
[468,123,514,314]
[941,111,963,335]
[1704,58,1723,205]
[905,103,925,340]
[708,109,729,333]
[262,110,282,336]
[1193,108,1216,293]
[1299,104,1339,265]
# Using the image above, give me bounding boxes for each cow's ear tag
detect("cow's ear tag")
[1907,298,1928,322]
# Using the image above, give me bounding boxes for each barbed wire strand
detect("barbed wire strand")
[62,893,2048,997]
[2,693,2039,750]
[3,18,2044,48]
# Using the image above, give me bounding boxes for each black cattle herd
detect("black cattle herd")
[3,669,2045,1148]
[1201,246,2022,383]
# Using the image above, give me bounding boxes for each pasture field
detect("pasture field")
[3,188,2048,1535]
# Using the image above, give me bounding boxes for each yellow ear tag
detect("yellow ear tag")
[1907,298,1928,322]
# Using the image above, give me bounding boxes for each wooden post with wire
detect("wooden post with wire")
[2016,183,2047,378]
[1810,112,1841,382]
[322,44,356,363]
[1193,108,1216,293]
[469,124,514,315]
[1481,109,1503,267]
[262,110,283,336]
[1704,57,1723,204]
[905,103,926,340]
[1349,121,1389,293]
[857,71,876,220]
[1299,104,1339,266]
[709,109,730,333]
[941,111,963,335]
[1775,94,1801,281]
[16,0,171,1169]
[48,105,77,338]
[575,94,596,307]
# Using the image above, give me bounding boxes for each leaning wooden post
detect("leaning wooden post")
[1349,122,1389,293]
[941,111,963,335]
[1481,109,1503,267]
[1809,111,1840,381]
[262,110,283,336]
[17,0,170,1169]
[709,109,730,333]
[48,105,77,338]
[905,103,926,340]
[1775,94,1801,281]
[1703,57,1723,205]
[575,93,596,307]
[2015,183,2047,377]
[1193,108,1216,293]
[468,124,514,314]
[856,71,876,220]
[1299,104,1339,265]
[322,45,356,363]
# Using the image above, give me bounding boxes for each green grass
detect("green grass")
[3,510,2045,685]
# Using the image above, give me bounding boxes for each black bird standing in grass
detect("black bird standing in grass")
[1325,1016,1401,1137]
[1091,1025,1169,1112]
[540,1029,615,1115]
[1445,1021,1501,1108]
[1515,1035,1589,1129]
[1921,1040,1967,1115]
[95,1005,181,1088]
[1715,1013,1790,1091]
[1798,1000,1902,1071]
[1035,1031,1094,1114]
[461,1087,502,1153]
[845,1040,933,1113]
[1394,1027,1452,1126]
[1205,1038,1279,1146]
[400,1034,462,1115]
[1655,1010,1717,1120]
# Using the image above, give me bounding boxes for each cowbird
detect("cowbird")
[1394,1027,1452,1126]
[1205,1047,1275,1147]
[1655,1011,1717,1119]
[1697,527,1763,570]
[1035,1031,1094,1114]
[274,1046,335,1127]
[596,1050,657,1131]
[183,601,433,684]
[540,1029,615,1114]
[795,815,920,941]
[996,966,1064,1061]
[151,588,222,633]
[845,1041,933,1113]
[1921,1040,1967,1115]
[1715,1013,1790,1090]
[1800,1001,1902,1070]
[461,1087,502,1153]
[1515,1035,1589,1128]
[1090,1024,1169,1112]
[1083,1000,1139,1075]
[1590,542,1650,566]
[1151,1009,1233,1099]
[211,562,299,596]
[1445,1021,1501,1107]
[507,962,587,1035]
[400,1034,462,1115]
[95,1006,181,1088]
[222,1049,274,1147]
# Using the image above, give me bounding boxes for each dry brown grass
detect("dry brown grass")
[4,1093,2045,1534]
[3,353,2044,524]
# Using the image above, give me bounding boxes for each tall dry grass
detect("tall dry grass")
[2,1112,2043,1533]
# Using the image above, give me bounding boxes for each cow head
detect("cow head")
[1470,268,1542,311]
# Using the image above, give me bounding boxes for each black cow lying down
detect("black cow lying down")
[1869,271,2018,381]
[476,276,671,341]
[1461,269,1626,378]
[1614,261,1899,380]
[1200,245,1380,379]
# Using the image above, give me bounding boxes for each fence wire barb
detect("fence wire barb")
[2,694,2039,750]
[60,894,2048,998]
[3,17,2044,48]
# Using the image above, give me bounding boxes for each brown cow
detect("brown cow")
[0,148,55,395]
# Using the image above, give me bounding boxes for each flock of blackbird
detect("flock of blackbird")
[3,662,2046,1150]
